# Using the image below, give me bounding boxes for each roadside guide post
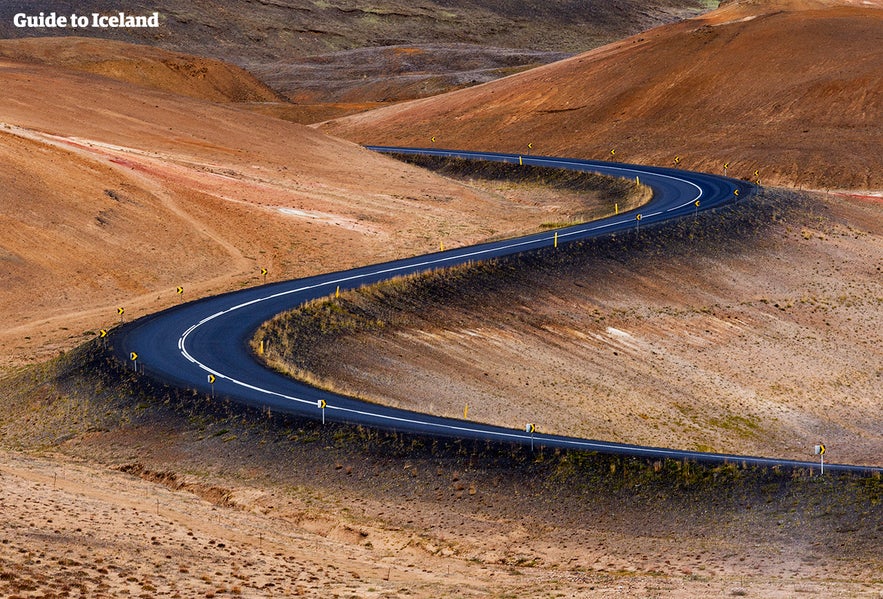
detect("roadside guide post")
[814,443,826,475]
[525,423,536,451]
[208,374,215,399]
[318,399,327,424]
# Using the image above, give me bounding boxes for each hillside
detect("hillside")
[322,0,883,190]
[0,1,713,61]
[259,186,883,467]
[0,37,284,103]
[0,57,605,369]
[0,1,714,112]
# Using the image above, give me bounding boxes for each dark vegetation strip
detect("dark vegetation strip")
[387,152,643,203]
[2,339,881,518]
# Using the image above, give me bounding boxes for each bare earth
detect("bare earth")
[1,1,881,597]
[269,190,882,467]
[0,55,605,370]
[322,0,883,190]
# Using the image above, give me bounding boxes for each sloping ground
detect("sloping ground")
[0,57,606,369]
[0,347,879,598]
[0,0,713,63]
[248,44,571,104]
[259,190,883,467]
[0,37,284,103]
[322,0,883,190]
[0,1,714,112]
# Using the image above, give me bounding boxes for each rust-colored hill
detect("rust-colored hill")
[0,37,284,103]
[323,0,883,190]
[0,54,586,368]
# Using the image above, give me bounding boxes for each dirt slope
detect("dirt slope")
[0,0,713,62]
[322,0,883,190]
[0,57,602,369]
[264,190,883,466]
[0,37,284,103]
[0,1,715,112]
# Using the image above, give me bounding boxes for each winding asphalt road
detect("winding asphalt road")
[110,148,880,474]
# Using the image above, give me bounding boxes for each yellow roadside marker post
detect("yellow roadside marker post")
[129,351,138,372]
[208,374,215,398]
[814,443,826,475]
[318,399,327,424]
[117,306,125,324]
[525,423,536,451]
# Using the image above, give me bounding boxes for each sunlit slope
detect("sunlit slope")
[0,55,550,366]
[0,37,284,103]
[323,0,883,190]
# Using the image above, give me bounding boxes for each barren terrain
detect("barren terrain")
[323,0,883,190]
[0,352,880,598]
[260,188,883,467]
[0,54,615,370]
[1,1,881,597]
[0,1,713,111]
[0,37,283,103]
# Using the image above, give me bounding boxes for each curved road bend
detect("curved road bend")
[110,147,880,475]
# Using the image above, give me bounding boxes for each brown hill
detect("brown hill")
[0,1,714,112]
[0,1,712,62]
[0,53,621,368]
[322,0,883,190]
[0,37,284,103]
